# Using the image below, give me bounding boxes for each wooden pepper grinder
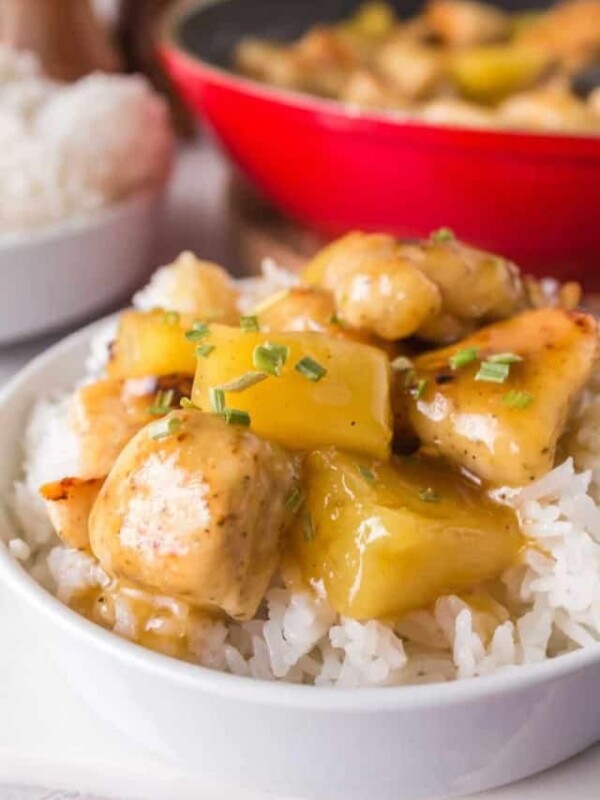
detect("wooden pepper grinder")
[0,0,122,80]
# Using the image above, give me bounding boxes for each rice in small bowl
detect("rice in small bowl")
[0,46,173,343]
[2,237,600,799]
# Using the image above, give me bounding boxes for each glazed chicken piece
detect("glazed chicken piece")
[302,231,527,343]
[397,308,600,486]
[255,285,397,353]
[425,0,511,47]
[376,38,444,100]
[72,374,192,477]
[303,232,442,340]
[498,87,598,133]
[40,477,104,551]
[516,0,600,72]
[89,410,298,620]
[137,252,239,324]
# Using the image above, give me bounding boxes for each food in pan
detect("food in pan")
[235,0,600,132]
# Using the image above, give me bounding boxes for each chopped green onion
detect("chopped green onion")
[163,310,180,325]
[419,487,441,503]
[253,342,289,376]
[329,312,343,326]
[223,408,251,427]
[487,352,523,364]
[196,344,215,359]
[209,387,226,414]
[150,416,181,440]
[216,371,268,393]
[295,356,327,382]
[357,464,376,484]
[285,486,304,514]
[302,512,315,542]
[391,355,414,372]
[503,390,533,409]
[413,379,428,400]
[185,322,210,342]
[449,347,478,370]
[475,361,510,383]
[148,389,175,416]
[431,227,455,244]
[180,397,200,410]
[240,315,260,332]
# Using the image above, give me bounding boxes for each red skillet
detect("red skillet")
[161,0,600,285]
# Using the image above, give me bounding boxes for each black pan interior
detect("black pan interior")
[175,0,555,70]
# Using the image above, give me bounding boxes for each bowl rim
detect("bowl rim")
[162,0,600,150]
[0,188,163,255]
[1,315,600,711]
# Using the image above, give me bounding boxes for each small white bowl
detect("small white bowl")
[0,320,599,800]
[0,191,163,345]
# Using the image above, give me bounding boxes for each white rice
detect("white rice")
[0,46,172,234]
[6,261,600,688]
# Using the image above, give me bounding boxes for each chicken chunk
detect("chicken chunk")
[516,0,600,72]
[89,411,298,620]
[397,234,526,324]
[426,0,511,47]
[40,477,104,550]
[302,231,527,343]
[255,285,397,353]
[498,88,598,133]
[376,38,444,100]
[137,252,239,323]
[72,374,192,477]
[303,232,442,340]
[397,309,599,486]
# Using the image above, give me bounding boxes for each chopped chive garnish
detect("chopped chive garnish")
[209,387,226,414]
[431,227,455,244]
[185,322,210,342]
[475,361,510,383]
[223,408,251,426]
[329,312,343,326]
[487,352,523,364]
[196,344,215,358]
[216,371,268,393]
[503,390,533,409]
[419,487,441,503]
[163,310,180,325]
[449,347,478,370]
[413,379,428,400]
[180,397,200,410]
[253,342,289,376]
[148,389,175,416]
[391,355,414,372]
[302,512,315,542]
[150,416,181,440]
[285,486,304,513]
[357,464,376,484]
[240,315,260,332]
[295,356,327,382]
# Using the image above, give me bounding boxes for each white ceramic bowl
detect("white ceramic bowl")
[1,319,600,800]
[0,191,163,345]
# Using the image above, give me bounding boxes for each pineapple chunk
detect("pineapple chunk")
[108,310,198,379]
[290,449,522,620]
[449,45,551,104]
[191,325,392,459]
